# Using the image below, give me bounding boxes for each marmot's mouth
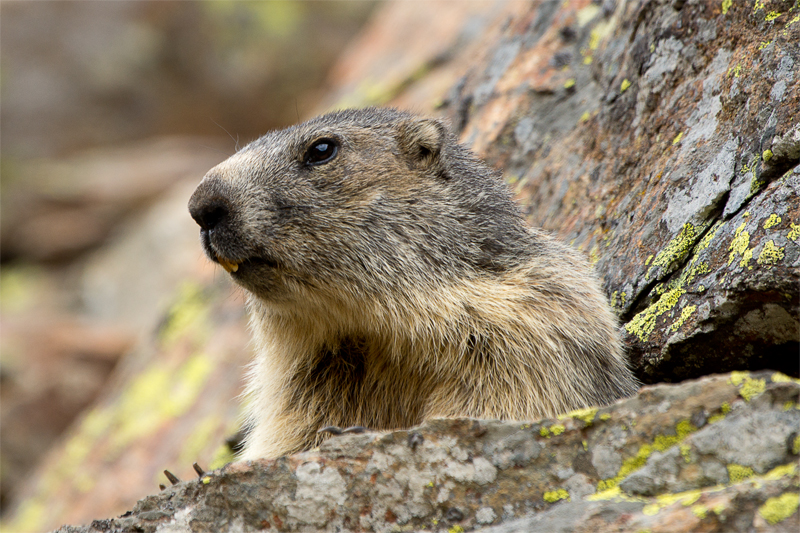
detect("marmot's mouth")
[214,254,280,274]
[217,256,240,273]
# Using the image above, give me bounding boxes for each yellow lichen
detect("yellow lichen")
[680,444,692,463]
[697,221,722,251]
[762,149,774,162]
[597,444,653,491]
[794,435,800,455]
[620,79,631,92]
[727,464,755,483]
[753,0,765,13]
[583,56,593,65]
[763,214,781,229]
[577,3,601,26]
[107,352,213,456]
[670,305,697,332]
[764,463,797,480]
[721,0,732,14]
[2,498,49,533]
[202,476,212,484]
[709,401,733,421]
[653,420,697,452]
[738,376,766,401]
[788,223,800,241]
[209,441,236,470]
[692,504,708,518]
[642,504,660,515]
[599,413,611,421]
[567,407,598,425]
[750,173,765,196]
[653,223,698,270]
[580,111,591,122]
[758,40,772,50]
[758,493,800,525]
[682,493,701,506]
[728,222,751,266]
[730,371,749,385]
[645,254,653,266]
[588,29,601,50]
[540,426,551,438]
[588,485,621,501]
[757,240,785,265]
[159,282,210,346]
[771,372,798,383]
[449,525,465,533]
[564,78,576,89]
[589,244,600,265]
[550,424,565,436]
[625,288,685,341]
[672,131,683,145]
[544,489,571,502]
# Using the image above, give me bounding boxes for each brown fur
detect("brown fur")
[188,107,639,460]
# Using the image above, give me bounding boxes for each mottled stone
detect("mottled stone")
[49,372,800,533]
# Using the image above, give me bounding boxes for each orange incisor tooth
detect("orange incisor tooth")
[218,258,239,273]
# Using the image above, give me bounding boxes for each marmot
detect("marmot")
[188,107,638,461]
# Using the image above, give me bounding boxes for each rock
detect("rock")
[47,372,800,532]
[1,137,228,262]
[0,1,375,157]
[324,0,800,382]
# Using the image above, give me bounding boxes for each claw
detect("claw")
[317,426,343,435]
[159,484,166,491]
[193,462,206,478]
[164,469,180,485]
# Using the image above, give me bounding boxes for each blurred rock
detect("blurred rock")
[0,0,376,157]
[1,137,228,262]
[0,140,232,523]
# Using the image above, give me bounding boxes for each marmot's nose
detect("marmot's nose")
[188,182,232,231]
[190,198,229,231]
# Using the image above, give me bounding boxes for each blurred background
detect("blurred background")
[0,0,379,525]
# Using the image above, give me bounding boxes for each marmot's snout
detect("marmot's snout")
[188,176,244,273]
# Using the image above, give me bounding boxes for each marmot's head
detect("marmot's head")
[188,108,529,307]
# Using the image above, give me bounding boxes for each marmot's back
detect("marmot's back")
[188,107,639,460]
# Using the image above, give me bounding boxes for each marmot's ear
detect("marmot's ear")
[397,118,448,176]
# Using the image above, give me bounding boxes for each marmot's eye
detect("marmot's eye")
[304,138,338,166]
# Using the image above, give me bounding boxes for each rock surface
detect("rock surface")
[52,372,800,532]
[327,0,800,382]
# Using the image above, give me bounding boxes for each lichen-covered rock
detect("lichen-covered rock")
[323,0,800,382]
[50,372,800,532]
[426,0,800,382]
